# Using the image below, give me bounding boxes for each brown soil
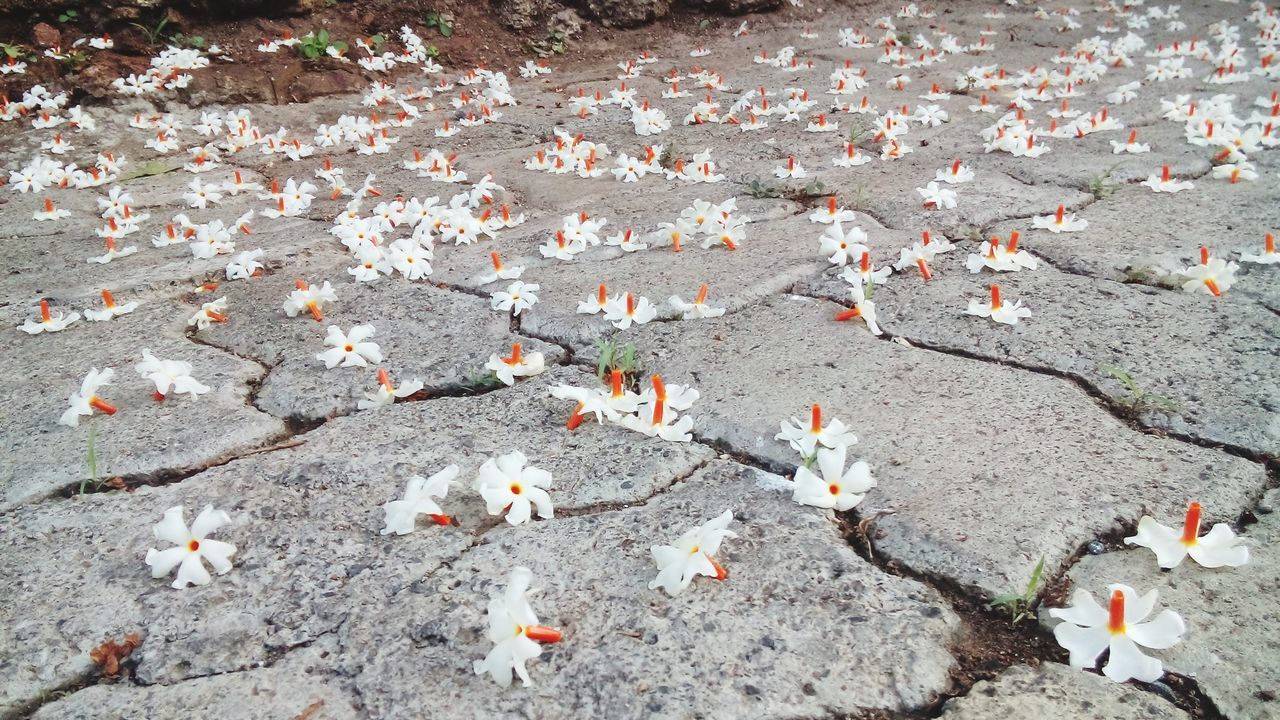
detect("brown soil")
[0,0,820,106]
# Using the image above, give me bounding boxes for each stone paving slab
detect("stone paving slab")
[605,294,1266,596]
[0,299,285,510]
[1056,489,1280,720]
[937,662,1190,719]
[795,261,1280,458]
[190,256,567,421]
[990,180,1280,313]
[0,366,711,714]
[338,459,960,720]
[28,645,359,720]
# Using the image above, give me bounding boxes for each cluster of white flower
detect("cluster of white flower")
[551,372,698,443]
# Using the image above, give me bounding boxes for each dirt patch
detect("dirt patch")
[0,0,815,106]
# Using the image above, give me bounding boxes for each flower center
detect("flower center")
[1107,590,1126,635]
[344,344,354,352]
[188,539,201,552]
[828,483,841,495]
[1181,501,1202,546]
[510,483,523,495]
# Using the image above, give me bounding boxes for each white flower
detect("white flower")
[1124,502,1249,569]
[183,178,223,208]
[1180,248,1239,297]
[1239,234,1278,264]
[84,291,138,322]
[776,404,857,456]
[144,505,237,589]
[603,292,657,329]
[135,350,211,400]
[225,249,265,280]
[358,368,424,410]
[490,281,539,315]
[485,343,546,386]
[476,450,554,525]
[473,566,562,688]
[649,509,736,596]
[316,325,382,369]
[1050,584,1185,683]
[188,297,228,330]
[917,181,958,209]
[965,284,1031,325]
[284,280,337,322]
[20,299,80,334]
[58,367,117,427]
[381,465,459,534]
[1140,165,1194,193]
[819,222,870,266]
[1032,204,1088,233]
[668,284,725,319]
[792,444,875,510]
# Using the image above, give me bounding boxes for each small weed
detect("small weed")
[595,337,642,387]
[80,425,99,495]
[529,27,569,57]
[57,49,88,70]
[298,29,347,60]
[1,42,26,60]
[368,32,387,53]
[425,10,454,37]
[1086,161,1125,199]
[1099,364,1180,414]
[658,144,678,171]
[987,554,1046,624]
[847,181,871,210]
[170,32,206,49]
[789,180,827,200]
[697,18,711,33]
[896,31,913,46]
[461,369,503,393]
[57,9,78,23]
[746,178,781,199]
[130,17,171,46]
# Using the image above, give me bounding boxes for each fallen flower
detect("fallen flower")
[965,284,1031,325]
[358,368,424,410]
[84,290,139,322]
[59,367,117,427]
[381,465,459,534]
[1240,233,1278,264]
[284,279,337,321]
[135,349,211,400]
[144,505,237,589]
[21,299,81,334]
[188,297,229,330]
[317,324,383,369]
[776,403,857,456]
[792,444,876,511]
[1049,584,1185,683]
[649,509,736,596]
[1124,502,1249,569]
[490,280,539,316]
[486,342,546,386]
[473,566,562,688]
[1140,164,1194,193]
[476,450,554,525]
[669,284,726,319]
[1180,247,1238,297]
[1032,204,1088,233]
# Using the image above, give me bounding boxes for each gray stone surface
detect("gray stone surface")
[937,663,1189,719]
[338,460,960,719]
[0,299,285,509]
[191,256,567,421]
[608,295,1266,596]
[0,366,712,714]
[1057,489,1280,720]
[29,645,359,720]
[795,262,1280,458]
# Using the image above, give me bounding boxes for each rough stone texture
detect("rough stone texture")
[1056,489,1280,720]
[937,663,1189,719]
[29,644,359,720]
[795,262,1280,459]
[989,180,1280,314]
[339,460,960,719]
[609,295,1266,597]
[190,256,567,422]
[0,299,285,510]
[0,366,712,714]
